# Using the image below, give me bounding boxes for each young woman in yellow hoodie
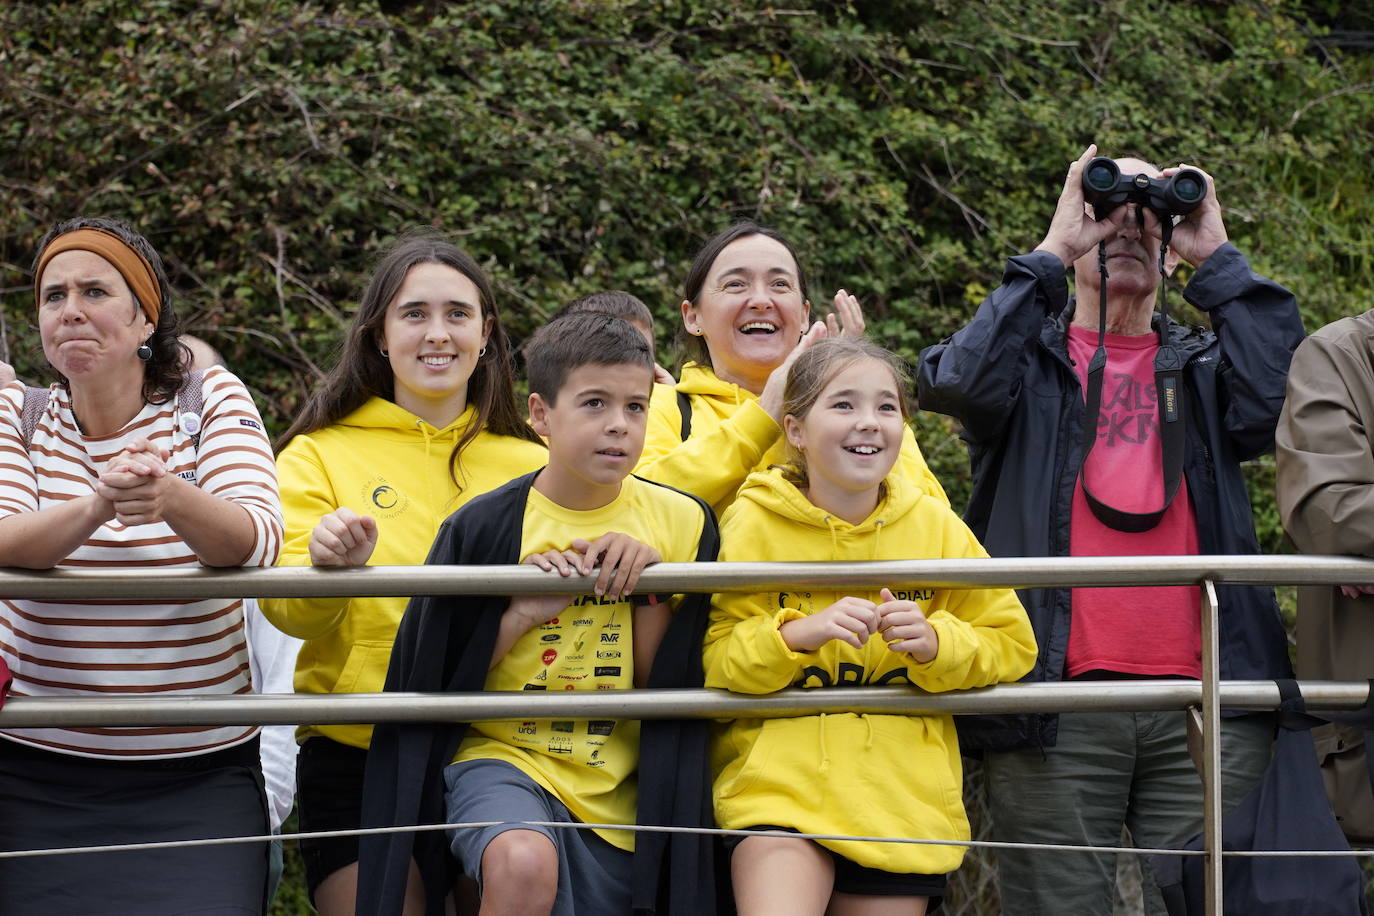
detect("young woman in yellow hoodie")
[704,338,1037,915]
[259,233,546,915]
[637,221,947,515]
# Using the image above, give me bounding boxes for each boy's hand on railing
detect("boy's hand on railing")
[876,587,939,663]
[522,547,586,577]
[570,533,661,602]
[780,597,878,652]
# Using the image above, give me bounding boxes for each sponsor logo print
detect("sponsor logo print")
[551,721,574,733]
[596,650,621,660]
[887,588,935,602]
[571,594,619,606]
[587,721,615,736]
[238,418,262,430]
[542,649,558,666]
[572,618,594,627]
[600,633,620,644]
[540,633,560,643]
[522,684,547,691]
[594,666,621,677]
[517,722,537,735]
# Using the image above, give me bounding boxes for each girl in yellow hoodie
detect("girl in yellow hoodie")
[637,221,947,515]
[704,338,1036,915]
[260,234,546,915]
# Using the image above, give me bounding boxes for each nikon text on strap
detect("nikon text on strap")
[1077,221,1185,533]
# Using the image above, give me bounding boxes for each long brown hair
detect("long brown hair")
[278,231,542,486]
[779,338,910,489]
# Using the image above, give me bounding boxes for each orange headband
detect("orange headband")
[34,228,162,325]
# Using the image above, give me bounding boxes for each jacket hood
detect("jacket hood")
[733,465,921,540]
[336,397,478,437]
[677,362,756,405]
[1053,298,1212,364]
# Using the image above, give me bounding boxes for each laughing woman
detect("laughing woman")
[636,221,949,513]
[259,233,546,915]
[0,216,282,914]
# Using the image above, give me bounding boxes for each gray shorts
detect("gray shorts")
[443,758,632,915]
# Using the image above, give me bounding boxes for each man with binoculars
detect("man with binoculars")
[918,144,1304,914]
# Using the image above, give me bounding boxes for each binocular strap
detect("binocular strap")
[1077,238,1186,533]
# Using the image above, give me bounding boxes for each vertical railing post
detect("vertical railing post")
[1200,579,1223,915]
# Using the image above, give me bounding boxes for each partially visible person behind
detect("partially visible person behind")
[636,220,949,514]
[0,217,282,914]
[553,289,676,384]
[918,145,1303,914]
[705,338,1036,916]
[259,233,547,915]
[183,332,303,904]
[1276,313,1374,843]
[359,313,719,916]
[0,360,14,385]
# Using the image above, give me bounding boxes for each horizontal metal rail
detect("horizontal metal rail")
[1,554,1373,600]
[0,680,1367,728]
[1,559,1367,916]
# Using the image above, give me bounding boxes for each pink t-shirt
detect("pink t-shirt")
[1065,325,1201,679]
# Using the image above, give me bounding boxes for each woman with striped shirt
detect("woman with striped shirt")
[0,217,283,914]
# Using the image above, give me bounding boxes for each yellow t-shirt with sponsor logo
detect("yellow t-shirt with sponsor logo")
[454,475,707,850]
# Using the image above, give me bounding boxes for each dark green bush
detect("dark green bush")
[4,2,1370,514]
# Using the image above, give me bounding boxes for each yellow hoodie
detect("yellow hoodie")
[639,362,948,515]
[260,397,547,749]
[704,468,1036,875]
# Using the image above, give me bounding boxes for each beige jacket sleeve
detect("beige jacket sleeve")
[1276,314,1374,557]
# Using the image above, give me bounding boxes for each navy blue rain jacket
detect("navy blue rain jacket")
[917,243,1303,752]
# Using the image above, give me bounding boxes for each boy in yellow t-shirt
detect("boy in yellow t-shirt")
[358,313,719,916]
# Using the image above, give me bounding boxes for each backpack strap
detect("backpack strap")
[176,369,206,449]
[20,372,206,449]
[676,390,693,441]
[21,386,50,448]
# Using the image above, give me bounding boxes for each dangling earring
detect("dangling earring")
[478,346,487,358]
[136,343,152,361]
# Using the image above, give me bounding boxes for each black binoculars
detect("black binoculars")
[1081,157,1207,222]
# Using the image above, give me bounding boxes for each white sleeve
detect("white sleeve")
[245,597,303,830]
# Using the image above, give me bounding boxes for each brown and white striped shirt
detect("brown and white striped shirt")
[0,367,282,758]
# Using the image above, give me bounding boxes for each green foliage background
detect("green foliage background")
[4,0,1372,547]
[2,2,1371,911]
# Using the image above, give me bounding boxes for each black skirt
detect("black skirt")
[0,736,269,916]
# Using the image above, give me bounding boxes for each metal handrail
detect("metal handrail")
[0,680,1367,728]
[2,556,1368,916]
[1,554,1373,600]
